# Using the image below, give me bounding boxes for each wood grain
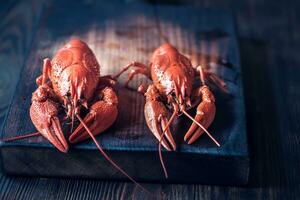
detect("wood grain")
[0,0,299,199]
[0,0,248,185]
[0,0,44,125]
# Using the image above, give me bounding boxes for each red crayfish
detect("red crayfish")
[114,43,227,177]
[3,39,147,191]
[29,39,119,152]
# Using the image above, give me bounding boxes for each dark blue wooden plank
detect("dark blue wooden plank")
[0,1,248,185]
[0,0,45,128]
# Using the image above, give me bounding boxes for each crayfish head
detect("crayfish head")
[168,76,192,113]
[159,63,194,113]
[58,64,98,117]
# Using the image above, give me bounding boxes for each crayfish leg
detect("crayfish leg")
[36,58,52,86]
[113,61,150,89]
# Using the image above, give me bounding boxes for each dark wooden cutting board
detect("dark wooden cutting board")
[0,2,248,185]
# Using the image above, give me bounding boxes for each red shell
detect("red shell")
[150,43,195,99]
[50,39,100,103]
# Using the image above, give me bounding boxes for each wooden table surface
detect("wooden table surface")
[0,0,299,199]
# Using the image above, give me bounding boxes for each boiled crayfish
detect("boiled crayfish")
[4,39,147,191]
[114,44,227,177]
[30,39,118,152]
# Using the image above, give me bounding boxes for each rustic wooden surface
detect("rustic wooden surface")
[0,0,248,185]
[0,0,299,199]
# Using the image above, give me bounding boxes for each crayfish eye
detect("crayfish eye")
[171,91,176,98]
[170,91,178,103]
[65,92,71,100]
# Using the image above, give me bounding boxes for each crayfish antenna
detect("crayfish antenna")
[75,114,152,196]
[158,109,177,179]
[1,132,40,142]
[3,117,70,143]
[182,110,220,147]
[70,105,76,134]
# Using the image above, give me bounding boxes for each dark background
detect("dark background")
[0,0,299,199]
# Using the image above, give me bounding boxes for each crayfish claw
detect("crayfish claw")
[144,99,176,151]
[30,86,68,152]
[152,116,172,151]
[184,86,216,145]
[160,115,176,151]
[68,111,95,143]
[69,87,118,144]
[43,118,69,153]
[184,112,205,144]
